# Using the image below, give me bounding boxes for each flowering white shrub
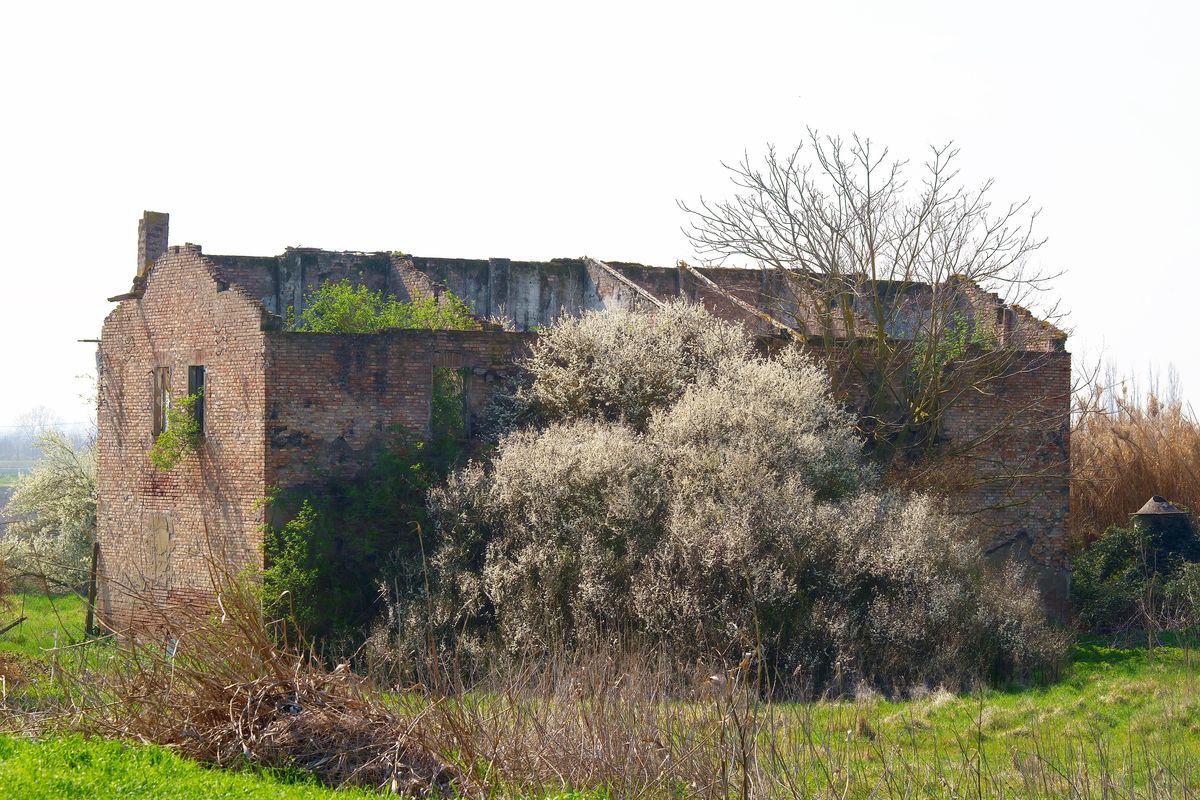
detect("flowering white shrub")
[478,422,665,649]
[2,431,96,589]
[803,493,1065,691]
[650,347,873,502]
[413,302,1065,692]
[525,300,751,430]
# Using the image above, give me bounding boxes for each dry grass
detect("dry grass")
[15,576,1196,799]
[33,575,741,796]
[1072,375,1200,549]
[0,556,1191,798]
[39,581,456,796]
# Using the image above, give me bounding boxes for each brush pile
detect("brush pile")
[55,582,458,796]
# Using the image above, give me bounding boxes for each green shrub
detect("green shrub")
[262,430,457,648]
[147,391,202,471]
[291,279,477,333]
[261,500,320,633]
[1071,517,1200,633]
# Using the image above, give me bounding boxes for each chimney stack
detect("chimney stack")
[137,211,169,279]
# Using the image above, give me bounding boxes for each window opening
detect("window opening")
[431,367,469,442]
[188,365,206,435]
[151,367,170,437]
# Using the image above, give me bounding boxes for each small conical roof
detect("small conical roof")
[1134,496,1187,515]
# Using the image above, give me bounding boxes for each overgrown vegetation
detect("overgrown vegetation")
[262,421,465,648]
[371,302,1067,694]
[1072,517,1200,635]
[1068,372,1200,639]
[289,279,477,333]
[147,390,202,471]
[7,579,1199,799]
[1,431,95,590]
[262,435,437,648]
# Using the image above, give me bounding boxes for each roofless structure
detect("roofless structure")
[95,212,1071,631]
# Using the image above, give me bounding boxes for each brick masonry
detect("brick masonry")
[97,244,268,632]
[96,213,1072,631]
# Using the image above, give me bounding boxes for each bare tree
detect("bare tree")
[14,405,63,460]
[680,130,1065,476]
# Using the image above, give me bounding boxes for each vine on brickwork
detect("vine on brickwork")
[261,403,467,646]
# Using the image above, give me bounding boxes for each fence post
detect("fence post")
[84,540,100,637]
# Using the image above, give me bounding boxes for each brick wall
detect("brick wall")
[264,329,532,492]
[96,246,269,634]
[940,349,1072,610]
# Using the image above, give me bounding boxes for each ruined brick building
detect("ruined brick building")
[96,213,1071,630]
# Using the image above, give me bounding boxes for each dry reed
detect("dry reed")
[1072,374,1200,549]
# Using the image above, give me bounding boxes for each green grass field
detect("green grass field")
[742,641,1200,796]
[0,592,1196,797]
[0,593,88,658]
[0,735,375,799]
[0,595,372,798]
[0,461,36,485]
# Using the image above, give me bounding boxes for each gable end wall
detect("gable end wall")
[96,247,268,633]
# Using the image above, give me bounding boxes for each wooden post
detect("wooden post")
[84,540,100,637]
[583,257,666,309]
[677,260,802,338]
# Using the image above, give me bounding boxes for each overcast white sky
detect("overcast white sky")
[0,0,1196,428]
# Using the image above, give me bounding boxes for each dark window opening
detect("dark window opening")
[151,367,170,438]
[431,367,469,442]
[188,365,206,435]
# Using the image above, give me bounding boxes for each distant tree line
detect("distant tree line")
[0,406,91,464]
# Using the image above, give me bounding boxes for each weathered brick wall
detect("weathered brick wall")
[96,246,268,634]
[264,329,532,492]
[952,278,1065,353]
[940,349,1072,609]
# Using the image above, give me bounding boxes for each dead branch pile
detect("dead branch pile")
[52,582,458,796]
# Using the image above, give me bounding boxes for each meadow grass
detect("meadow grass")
[0,595,372,798]
[733,640,1200,797]
[1,591,1197,797]
[0,592,88,659]
[0,734,376,799]
[0,460,36,483]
